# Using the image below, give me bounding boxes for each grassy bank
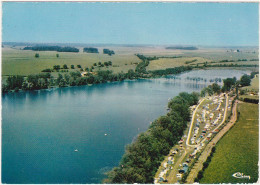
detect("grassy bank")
[199,102,259,183]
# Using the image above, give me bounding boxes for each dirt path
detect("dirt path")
[185,99,238,184]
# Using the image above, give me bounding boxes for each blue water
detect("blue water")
[2,69,250,183]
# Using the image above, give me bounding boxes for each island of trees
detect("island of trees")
[23,46,79,52]
[103,49,115,56]
[83,47,99,53]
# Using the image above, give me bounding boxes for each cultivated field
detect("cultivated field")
[2,45,259,77]
[199,102,259,183]
[147,57,210,71]
[2,47,139,76]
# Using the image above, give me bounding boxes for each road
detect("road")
[186,99,205,147]
[185,99,238,183]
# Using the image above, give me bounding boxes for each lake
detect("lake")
[2,69,250,183]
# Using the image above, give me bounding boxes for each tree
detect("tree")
[6,75,24,90]
[56,54,59,58]
[222,77,236,92]
[42,68,51,72]
[35,53,39,58]
[77,65,82,68]
[53,65,61,71]
[93,63,97,66]
[197,170,204,180]
[240,74,251,86]
[71,65,75,69]
[127,69,136,79]
[56,74,66,87]
[63,64,68,69]
[104,62,109,66]
[211,83,221,94]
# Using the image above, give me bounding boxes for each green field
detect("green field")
[146,57,210,71]
[2,45,259,78]
[199,102,259,183]
[2,47,140,76]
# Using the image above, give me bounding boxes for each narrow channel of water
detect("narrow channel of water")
[2,69,250,183]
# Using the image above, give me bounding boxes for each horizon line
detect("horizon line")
[2,41,259,48]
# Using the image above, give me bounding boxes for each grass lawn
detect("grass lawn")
[199,102,259,183]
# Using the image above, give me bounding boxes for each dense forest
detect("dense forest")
[83,47,99,53]
[23,46,79,52]
[104,92,200,183]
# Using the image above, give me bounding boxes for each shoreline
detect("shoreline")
[2,67,256,94]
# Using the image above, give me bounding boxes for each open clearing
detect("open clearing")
[199,102,259,183]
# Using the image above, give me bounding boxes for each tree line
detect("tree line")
[23,46,79,52]
[2,69,139,93]
[166,46,198,50]
[104,92,200,183]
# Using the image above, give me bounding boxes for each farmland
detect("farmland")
[199,102,259,183]
[2,47,139,76]
[2,44,259,78]
[146,57,210,71]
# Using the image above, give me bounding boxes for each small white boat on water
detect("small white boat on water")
[74,149,78,152]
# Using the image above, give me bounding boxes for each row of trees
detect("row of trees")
[24,46,79,52]
[93,61,113,67]
[105,92,199,183]
[165,46,198,50]
[202,63,258,68]
[194,147,216,182]
[149,66,193,77]
[42,61,114,73]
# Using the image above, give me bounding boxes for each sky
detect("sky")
[2,2,259,46]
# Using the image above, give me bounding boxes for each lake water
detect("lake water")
[2,69,250,183]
